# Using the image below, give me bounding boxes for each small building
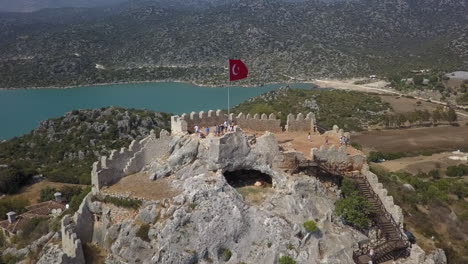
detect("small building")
[0,200,66,237]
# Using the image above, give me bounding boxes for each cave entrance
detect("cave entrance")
[224,169,273,188]
[223,169,274,204]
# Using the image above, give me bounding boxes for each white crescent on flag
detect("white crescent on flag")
[232,64,239,76]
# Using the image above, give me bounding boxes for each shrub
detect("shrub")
[39,186,58,202]
[0,197,29,220]
[279,256,296,264]
[1,253,23,264]
[0,229,5,249]
[368,151,406,162]
[69,186,91,212]
[95,195,142,209]
[446,165,468,177]
[303,220,318,233]
[12,217,51,249]
[335,195,374,229]
[223,248,232,261]
[136,224,150,242]
[341,178,359,197]
[350,142,362,150]
[428,169,440,180]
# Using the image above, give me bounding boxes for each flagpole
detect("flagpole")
[228,86,230,117]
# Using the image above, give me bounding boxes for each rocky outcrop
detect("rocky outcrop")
[51,128,446,264]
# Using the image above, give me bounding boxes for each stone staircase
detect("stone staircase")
[349,173,410,264]
[291,159,410,264]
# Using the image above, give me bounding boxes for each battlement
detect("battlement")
[91,129,172,191]
[171,110,316,134]
[323,125,351,139]
[61,215,85,263]
[285,112,316,132]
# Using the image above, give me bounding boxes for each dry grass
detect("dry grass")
[102,173,181,201]
[236,185,273,204]
[352,126,468,153]
[375,152,465,175]
[6,181,85,204]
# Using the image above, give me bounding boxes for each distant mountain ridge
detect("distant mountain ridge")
[0,0,467,88]
[0,0,129,13]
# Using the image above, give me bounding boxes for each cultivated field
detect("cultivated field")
[352,126,468,153]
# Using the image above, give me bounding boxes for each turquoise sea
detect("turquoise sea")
[0,82,315,140]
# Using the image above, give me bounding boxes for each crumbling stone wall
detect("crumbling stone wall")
[91,129,172,191]
[285,112,315,132]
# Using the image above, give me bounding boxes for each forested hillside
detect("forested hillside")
[0,0,467,88]
[0,107,171,193]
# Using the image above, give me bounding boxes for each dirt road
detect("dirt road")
[313,79,468,119]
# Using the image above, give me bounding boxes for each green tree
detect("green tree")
[413,75,424,85]
[39,187,57,202]
[429,75,439,84]
[432,110,441,123]
[0,198,29,220]
[279,256,297,264]
[446,108,457,122]
[335,195,374,229]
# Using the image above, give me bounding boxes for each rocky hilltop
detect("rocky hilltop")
[32,126,445,264]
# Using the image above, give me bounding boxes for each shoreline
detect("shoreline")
[0,79,317,91]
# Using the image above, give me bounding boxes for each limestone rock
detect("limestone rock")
[138,203,158,224]
[403,183,416,192]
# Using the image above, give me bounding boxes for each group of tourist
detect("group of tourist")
[340,135,349,146]
[193,121,237,138]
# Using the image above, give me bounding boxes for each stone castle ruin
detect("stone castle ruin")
[171,109,315,134]
[56,113,444,264]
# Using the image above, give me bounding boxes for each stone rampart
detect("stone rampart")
[92,129,172,190]
[61,216,85,264]
[171,110,317,134]
[285,112,315,132]
[310,145,404,227]
[235,113,282,132]
[323,125,351,139]
[171,110,228,134]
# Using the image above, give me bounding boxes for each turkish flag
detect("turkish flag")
[229,59,249,81]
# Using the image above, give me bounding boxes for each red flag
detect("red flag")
[229,59,249,81]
